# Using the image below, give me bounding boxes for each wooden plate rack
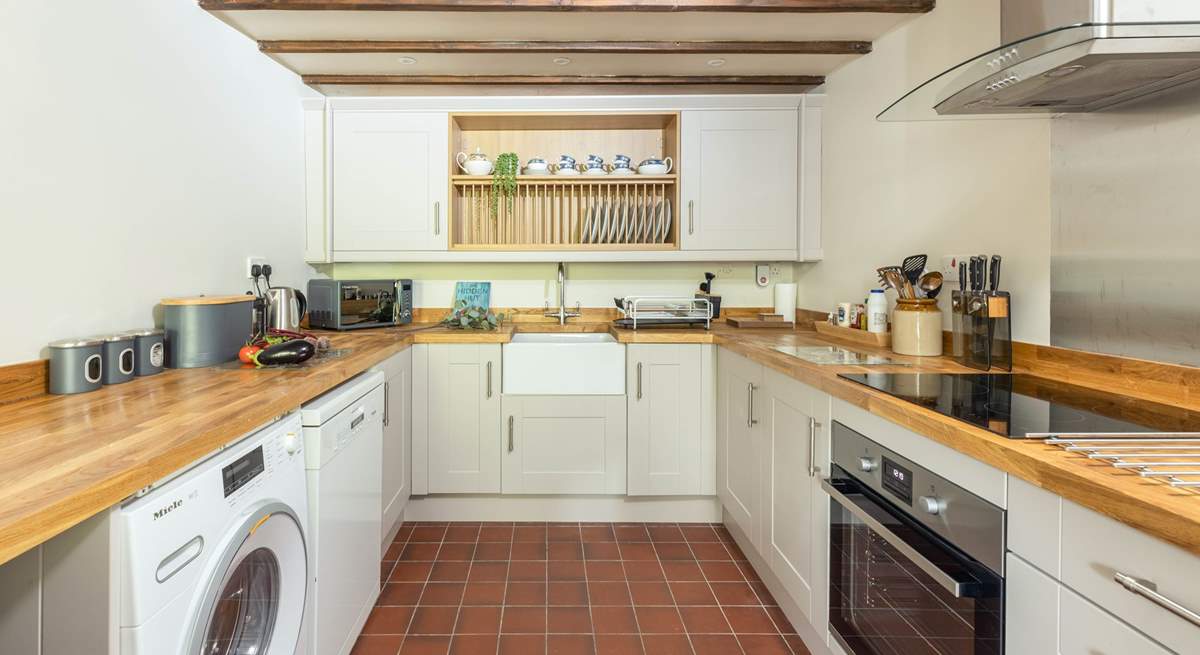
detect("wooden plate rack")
[449,112,679,251]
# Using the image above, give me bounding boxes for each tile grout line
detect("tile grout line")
[656,522,699,655]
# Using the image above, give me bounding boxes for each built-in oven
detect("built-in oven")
[824,421,1005,655]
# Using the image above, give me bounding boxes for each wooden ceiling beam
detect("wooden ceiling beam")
[301,73,823,85]
[261,39,871,55]
[202,0,934,13]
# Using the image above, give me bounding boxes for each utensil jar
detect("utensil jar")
[891,298,943,356]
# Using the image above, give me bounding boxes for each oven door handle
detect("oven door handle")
[822,478,980,599]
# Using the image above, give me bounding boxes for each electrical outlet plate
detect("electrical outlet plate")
[941,255,972,279]
[755,264,771,288]
[246,257,267,278]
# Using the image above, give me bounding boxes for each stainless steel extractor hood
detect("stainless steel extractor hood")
[879,1,1200,121]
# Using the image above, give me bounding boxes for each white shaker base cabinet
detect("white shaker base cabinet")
[501,395,627,495]
[716,348,767,550]
[331,111,448,253]
[373,349,412,553]
[680,109,798,252]
[626,344,715,497]
[414,344,502,494]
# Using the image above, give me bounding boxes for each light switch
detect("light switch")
[755,264,770,288]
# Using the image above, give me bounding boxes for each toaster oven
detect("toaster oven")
[306,279,413,330]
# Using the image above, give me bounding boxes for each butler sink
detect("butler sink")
[503,332,625,395]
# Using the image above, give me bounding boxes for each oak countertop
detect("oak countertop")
[2,320,1197,567]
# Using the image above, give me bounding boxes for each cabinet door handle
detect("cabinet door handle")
[1114,571,1200,628]
[688,200,695,235]
[434,201,441,235]
[507,416,514,453]
[746,383,758,428]
[383,380,390,427]
[486,361,493,398]
[636,362,643,400]
[808,417,822,477]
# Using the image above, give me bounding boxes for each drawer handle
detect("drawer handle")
[688,200,695,235]
[486,361,493,398]
[808,417,821,478]
[746,383,758,428]
[434,201,440,235]
[383,380,390,427]
[1114,571,1200,628]
[507,416,514,453]
[636,362,643,400]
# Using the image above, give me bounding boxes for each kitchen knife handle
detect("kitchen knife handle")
[958,261,966,292]
[989,255,1002,292]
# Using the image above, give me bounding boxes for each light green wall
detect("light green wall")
[315,262,793,283]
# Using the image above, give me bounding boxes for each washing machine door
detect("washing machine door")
[187,503,307,655]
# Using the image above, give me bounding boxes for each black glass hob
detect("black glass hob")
[838,373,1200,438]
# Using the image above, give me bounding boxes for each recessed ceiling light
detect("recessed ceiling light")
[707,58,727,68]
[552,57,572,66]
[396,56,417,65]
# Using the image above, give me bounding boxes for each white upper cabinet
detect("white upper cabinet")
[626,344,714,497]
[681,109,799,253]
[331,111,449,252]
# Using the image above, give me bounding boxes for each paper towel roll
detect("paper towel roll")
[773,283,797,324]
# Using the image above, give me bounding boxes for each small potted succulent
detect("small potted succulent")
[441,300,506,330]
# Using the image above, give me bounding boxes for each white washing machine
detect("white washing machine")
[300,371,384,655]
[118,413,310,655]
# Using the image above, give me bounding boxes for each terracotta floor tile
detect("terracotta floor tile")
[420,583,466,606]
[586,561,626,581]
[409,607,459,635]
[385,541,406,561]
[401,543,442,561]
[549,634,597,655]
[400,635,452,655]
[381,583,426,606]
[710,582,760,606]
[473,541,512,561]
[588,581,632,606]
[737,562,762,582]
[429,562,471,583]
[478,526,515,542]
[691,634,744,655]
[549,524,583,541]
[618,543,658,560]
[750,582,775,605]
[783,634,811,655]
[410,526,449,542]
[583,542,621,560]
[661,561,705,582]
[513,525,548,542]
[462,582,507,606]
[765,606,796,634]
[548,581,590,606]
[646,525,686,542]
[621,561,665,581]
[362,606,416,634]
[737,634,792,655]
[679,606,731,634]
[634,606,685,634]
[629,582,674,606]
[680,526,720,542]
[445,525,481,542]
[723,607,778,634]
[499,634,546,655]
[511,542,549,561]
[548,606,593,633]
[549,560,587,581]
[700,561,746,583]
[351,634,405,655]
[500,606,547,633]
[508,560,547,582]
[594,634,645,655]
[394,524,415,541]
[653,542,695,561]
[468,562,509,583]
[725,541,750,562]
[592,605,639,634]
[455,606,502,634]
[550,541,584,560]
[614,525,651,543]
[449,634,498,655]
[669,582,718,606]
[581,525,616,542]
[437,543,476,562]
[641,634,692,655]
[505,581,547,605]
[391,562,434,583]
[689,542,733,561]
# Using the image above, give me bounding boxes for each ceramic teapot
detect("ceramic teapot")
[456,148,493,176]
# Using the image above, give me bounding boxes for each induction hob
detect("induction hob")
[838,372,1200,438]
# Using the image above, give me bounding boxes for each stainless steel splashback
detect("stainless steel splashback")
[1050,81,1200,366]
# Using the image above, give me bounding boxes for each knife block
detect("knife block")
[989,292,1012,372]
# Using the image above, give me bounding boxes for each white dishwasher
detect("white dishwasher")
[300,371,385,655]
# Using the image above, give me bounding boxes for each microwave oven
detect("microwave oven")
[306,279,413,330]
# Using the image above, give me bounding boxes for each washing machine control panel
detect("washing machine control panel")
[222,446,265,497]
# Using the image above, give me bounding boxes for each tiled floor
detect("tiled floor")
[355,521,811,655]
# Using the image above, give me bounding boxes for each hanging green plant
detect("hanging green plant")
[440,300,507,331]
[490,152,519,221]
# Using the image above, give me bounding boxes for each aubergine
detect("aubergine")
[254,339,316,366]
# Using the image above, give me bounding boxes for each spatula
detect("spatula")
[901,254,928,287]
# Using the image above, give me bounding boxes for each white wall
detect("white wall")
[0,0,314,365]
[798,0,1053,344]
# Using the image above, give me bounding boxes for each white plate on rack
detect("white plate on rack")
[654,201,665,243]
[661,200,672,244]
[596,201,609,244]
[617,199,630,244]
[580,203,593,244]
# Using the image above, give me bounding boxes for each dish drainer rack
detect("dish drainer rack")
[450,177,676,250]
[1046,435,1200,493]
[614,296,712,330]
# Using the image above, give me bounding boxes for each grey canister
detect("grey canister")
[126,328,165,376]
[100,334,137,385]
[48,337,105,395]
[163,295,255,368]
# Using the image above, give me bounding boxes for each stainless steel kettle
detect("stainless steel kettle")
[265,287,307,332]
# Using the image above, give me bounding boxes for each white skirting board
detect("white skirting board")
[721,510,834,655]
[403,495,721,523]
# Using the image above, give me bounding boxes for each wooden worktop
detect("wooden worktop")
[2,318,1198,567]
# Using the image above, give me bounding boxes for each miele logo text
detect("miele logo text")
[153,499,183,520]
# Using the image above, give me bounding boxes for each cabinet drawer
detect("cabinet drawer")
[1060,583,1173,655]
[1060,500,1200,654]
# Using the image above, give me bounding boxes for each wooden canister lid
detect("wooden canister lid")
[161,294,255,306]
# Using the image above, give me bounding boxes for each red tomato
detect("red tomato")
[238,344,262,364]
